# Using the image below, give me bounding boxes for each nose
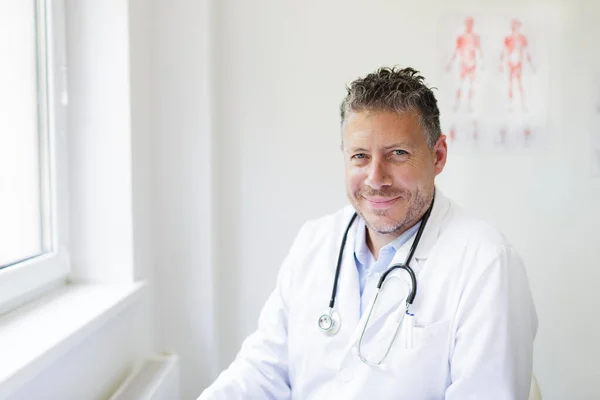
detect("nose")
[364,157,392,190]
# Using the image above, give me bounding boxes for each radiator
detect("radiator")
[109,353,180,400]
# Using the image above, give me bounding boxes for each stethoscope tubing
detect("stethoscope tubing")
[328,213,358,309]
[331,195,435,309]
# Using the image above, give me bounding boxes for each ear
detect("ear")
[433,135,448,176]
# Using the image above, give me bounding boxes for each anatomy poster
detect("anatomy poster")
[437,15,549,150]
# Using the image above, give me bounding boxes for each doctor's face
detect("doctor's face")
[342,110,447,236]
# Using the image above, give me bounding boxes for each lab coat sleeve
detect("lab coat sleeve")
[198,222,311,400]
[445,246,538,400]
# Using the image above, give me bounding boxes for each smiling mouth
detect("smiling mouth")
[363,196,401,209]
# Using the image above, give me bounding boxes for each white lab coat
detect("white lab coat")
[199,191,538,400]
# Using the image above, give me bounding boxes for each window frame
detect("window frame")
[0,0,70,315]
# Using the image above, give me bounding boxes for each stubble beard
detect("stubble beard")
[353,187,432,236]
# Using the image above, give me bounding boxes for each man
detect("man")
[199,67,537,399]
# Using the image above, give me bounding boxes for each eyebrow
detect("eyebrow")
[347,142,416,153]
[348,147,369,153]
[383,142,415,150]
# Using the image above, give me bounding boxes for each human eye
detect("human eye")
[350,153,369,165]
[391,149,408,156]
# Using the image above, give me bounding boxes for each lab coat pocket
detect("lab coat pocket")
[386,318,451,376]
[410,319,451,352]
[354,319,452,399]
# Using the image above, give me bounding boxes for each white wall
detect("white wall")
[67,0,136,283]
[205,0,600,398]
[150,1,218,399]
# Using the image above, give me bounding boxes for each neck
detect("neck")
[365,202,434,259]
[366,230,398,261]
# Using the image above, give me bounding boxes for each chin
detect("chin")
[362,212,397,230]
[363,206,409,231]
[367,203,408,219]
[366,219,403,235]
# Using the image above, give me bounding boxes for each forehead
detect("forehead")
[343,110,424,146]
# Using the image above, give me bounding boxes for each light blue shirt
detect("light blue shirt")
[354,217,421,316]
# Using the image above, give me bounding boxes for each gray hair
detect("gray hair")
[340,67,442,148]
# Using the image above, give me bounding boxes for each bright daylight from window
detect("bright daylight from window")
[0,1,50,269]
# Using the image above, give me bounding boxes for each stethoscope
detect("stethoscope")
[317,196,435,366]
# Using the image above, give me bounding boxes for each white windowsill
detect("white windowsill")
[0,281,147,399]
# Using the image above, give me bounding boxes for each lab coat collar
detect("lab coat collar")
[408,188,451,262]
[334,207,362,336]
[354,217,370,266]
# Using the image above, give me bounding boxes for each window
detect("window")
[0,0,69,314]
[0,1,50,268]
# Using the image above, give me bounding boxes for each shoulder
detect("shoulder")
[291,205,356,251]
[446,204,509,245]
[439,201,520,265]
[423,200,530,303]
[279,205,356,289]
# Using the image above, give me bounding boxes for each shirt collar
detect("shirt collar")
[354,216,422,264]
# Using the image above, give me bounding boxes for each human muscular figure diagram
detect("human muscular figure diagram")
[500,19,534,112]
[448,120,479,144]
[446,17,482,113]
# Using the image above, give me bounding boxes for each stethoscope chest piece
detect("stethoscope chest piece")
[318,309,341,336]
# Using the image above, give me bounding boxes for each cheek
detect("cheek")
[397,173,418,188]
[377,167,408,190]
[345,167,365,192]
[394,164,428,187]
